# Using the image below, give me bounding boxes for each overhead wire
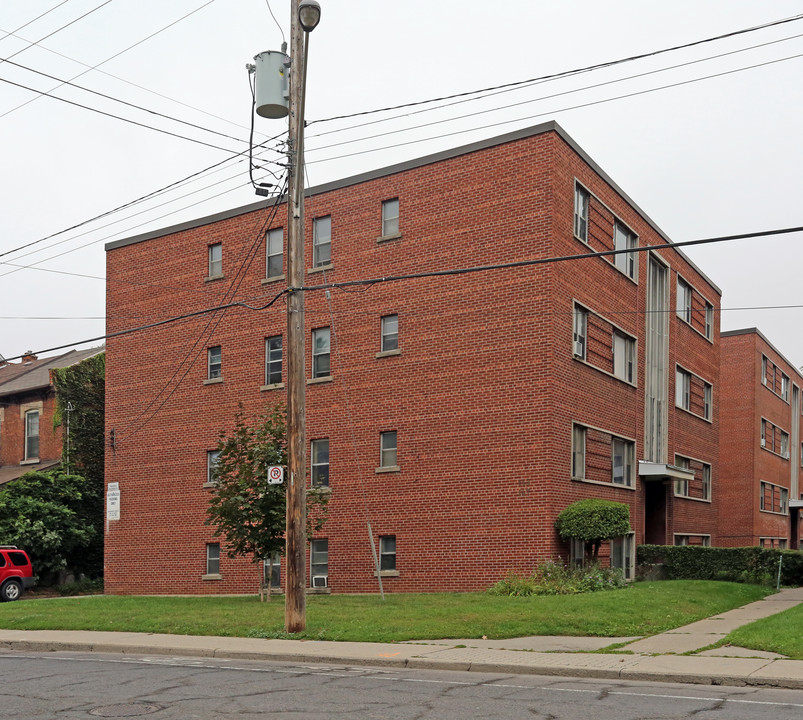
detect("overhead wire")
[306,12,803,127]
[0,0,72,42]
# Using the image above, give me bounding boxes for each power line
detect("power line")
[306,50,803,166]
[307,12,803,127]
[6,224,801,363]
[0,55,247,145]
[0,0,72,41]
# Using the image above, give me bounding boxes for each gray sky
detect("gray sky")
[1,0,802,367]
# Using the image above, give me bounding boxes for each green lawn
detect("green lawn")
[723,603,803,659]
[0,581,771,643]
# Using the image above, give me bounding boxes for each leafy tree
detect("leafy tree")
[205,404,328,592]
[0,470,95,579]
[51,351,105,577]
[555,498,631,562]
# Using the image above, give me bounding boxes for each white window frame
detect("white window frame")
[380,314,399,353]
[573,184,589,243]
[573,305,587,359]
[675,368,691,410]
[312,327,331,379]
[313,216,332,267]
[265,335,282,386]
[206,543,220,575]
[206,450,220,485]
[613,221,637,280]
[676,277,692,323]
[208,243,222,278]
[704,302,714,340]
[610,533,635,580]
[611,437,635,487]
[311,438,330,488]
[381,198,399,237]
[613,331,635,384]
[380,431,398,468]
[24,409,39,461]
[703,382,713,420]
[702,463,711,500]
[310,538,328,586]
[266,228,283,279]
[782,374,790,402]
[674,456,690,497]
[379,535,396,572]
[571,424,586,479]
[207,346,222,380]
[263,552,281,589]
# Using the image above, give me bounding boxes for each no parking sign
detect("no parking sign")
[268,466,284,485]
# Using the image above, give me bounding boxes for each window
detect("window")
[313,216,331,267]
[310,539,328,587]
[781,487,789,514]
[702,464,711,500]
[380,431,397,468]
[761,356,768,385]
[206,543,220,575]
[379,535,396,571]
[675,456,690,497]
[761,481,790,514]
[611,438,635,487]
[610,534,634,580]
[380,314,398,353]
[704,302,714,340]
[571,425,586,479]
[208,243,222,277]
[24,409,39,460]
[266,228,283,279]
[613,332,635,383]
[207,346,222,380]
[675,535,710,547]
[381,198,399,237]
[704,382,713,420]
[207,450,220,485]
[570,538,585,568]
[573,306,587,359]
[573,185,589,242]
[613,222,637,279]
[265,335,282,385]
[761,419,767,448]
[263,552,280,589]
[312,327,331,378]
[311,438,330,488]
[781,431,790,458]
[676,278,692,323]
[675,368,690,410]
[782,374,790,402]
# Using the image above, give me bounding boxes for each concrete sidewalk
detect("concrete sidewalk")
[0,587,801,690]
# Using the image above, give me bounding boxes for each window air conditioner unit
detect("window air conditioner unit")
[573,342,583,357]
[312,575,328,588]
[760,438,766,447]
[784,451,790,459]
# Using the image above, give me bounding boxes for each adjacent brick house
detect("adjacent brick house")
[0,347,104,486]
[720,329,802,549]
[104,121,721,595]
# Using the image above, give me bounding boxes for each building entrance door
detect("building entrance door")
[644,481,667,545]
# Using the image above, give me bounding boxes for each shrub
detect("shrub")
[57,578,104,596]
[488,560,628,596]
[555,499,631,561]
[636,545,803,586]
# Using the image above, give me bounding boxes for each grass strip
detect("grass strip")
[723,602,803,659]
[0,580,771,643]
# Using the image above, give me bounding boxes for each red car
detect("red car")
[0,546,35,601]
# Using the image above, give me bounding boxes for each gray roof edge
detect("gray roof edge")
[102,121,721,295]
[722,327,803,379]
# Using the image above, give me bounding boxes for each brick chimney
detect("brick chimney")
[22,351,37,363]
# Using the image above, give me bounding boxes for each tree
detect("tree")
[555,499,631,563]
[205,404,328,594]
[51,351,105,577]
[0,470,96,579]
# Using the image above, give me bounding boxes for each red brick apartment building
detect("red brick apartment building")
[0,347,104,486]
[104,121,721,595]
[720,329,803,549]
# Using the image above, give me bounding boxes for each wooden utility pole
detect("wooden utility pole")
[285,0,307,633]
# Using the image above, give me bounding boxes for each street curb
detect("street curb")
[2,637,803,690]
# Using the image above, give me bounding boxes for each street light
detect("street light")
[298,0,321,32]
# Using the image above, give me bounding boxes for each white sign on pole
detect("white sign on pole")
[268,466,284,485]
[107,486,120,521]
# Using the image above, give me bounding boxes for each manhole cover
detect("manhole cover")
[90,703,163,717]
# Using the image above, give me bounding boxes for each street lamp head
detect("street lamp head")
[298,0,321,32]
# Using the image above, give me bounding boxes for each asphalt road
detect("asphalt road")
[3,651,803,719]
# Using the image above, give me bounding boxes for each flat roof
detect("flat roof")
[105,121,720,294]
[721,327,803,380]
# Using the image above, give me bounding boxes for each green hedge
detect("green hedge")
[637,545,803,586]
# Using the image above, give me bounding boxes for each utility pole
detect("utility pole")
[285,0,320,634]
